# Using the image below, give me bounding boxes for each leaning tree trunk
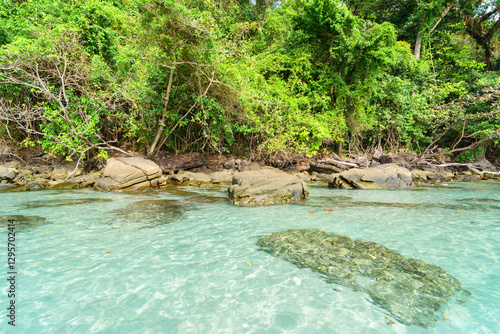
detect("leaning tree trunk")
[414,29,423,60]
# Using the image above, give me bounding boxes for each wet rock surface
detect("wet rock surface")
[228,169,309,206]
[257,229,464,328]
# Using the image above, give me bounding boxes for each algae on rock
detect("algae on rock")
[257,229,464,328]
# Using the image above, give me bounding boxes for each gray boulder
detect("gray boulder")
[52,161,84,180]
[168,171,212,185]
[0,166,16,180]
[0,183,17,192]
[411,170,453,185]
[94,157,162,191]
[329,163,413,189]
[228,169,309,206]
[209,170,233,184]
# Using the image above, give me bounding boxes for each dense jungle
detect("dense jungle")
[0,0,499,166]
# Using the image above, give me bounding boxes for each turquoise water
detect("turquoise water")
[0,182,499,333]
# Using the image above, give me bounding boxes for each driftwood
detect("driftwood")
[309,159,358,174]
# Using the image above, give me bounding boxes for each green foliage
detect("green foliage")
[0,0,498,161]
[456,147,484,163]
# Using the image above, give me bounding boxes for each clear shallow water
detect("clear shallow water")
[0,182,499,333]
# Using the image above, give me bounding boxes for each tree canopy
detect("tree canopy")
[0,0,498,164]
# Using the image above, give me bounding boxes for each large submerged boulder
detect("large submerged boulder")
[257,229,465,328]
[111,199,185,229]
[329,163,413,189]
[94,157,162,191]
[228,169,309,206]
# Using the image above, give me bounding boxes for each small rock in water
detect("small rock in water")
[257,229,465,328]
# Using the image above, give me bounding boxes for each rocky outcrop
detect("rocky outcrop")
[209,170,233,184]
[483,171,500,180]
[410,162,489,184]
[257,229,465,328]
[228,169,309,206]
[94,157,162,191]
[0,166,16,180]
[166,170,233,186]
[411,169,453,184]
[329,163,413,189]
[168,171,212,185]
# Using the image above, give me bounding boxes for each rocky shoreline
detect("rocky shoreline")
[1,152,499,201]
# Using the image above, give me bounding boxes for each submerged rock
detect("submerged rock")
[48,180,80,190]
[329,164,413,190]
[228,169,309,206]
[257,229,463,328]
[20,198,113,209]
[0,215,49,232]
[292,198,488,212]
[459,198,500,210]
[111,199,185,228]
[161,188,201,197]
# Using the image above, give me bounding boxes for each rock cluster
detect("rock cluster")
[228,169,309,206]
[257,229,465,328]
[0,151,498,193]
[329,163,414,189]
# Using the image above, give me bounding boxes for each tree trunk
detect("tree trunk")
[479,39,493,69]
[148,38,177,158]
[256,0,267,19]
[414,29,422,60]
